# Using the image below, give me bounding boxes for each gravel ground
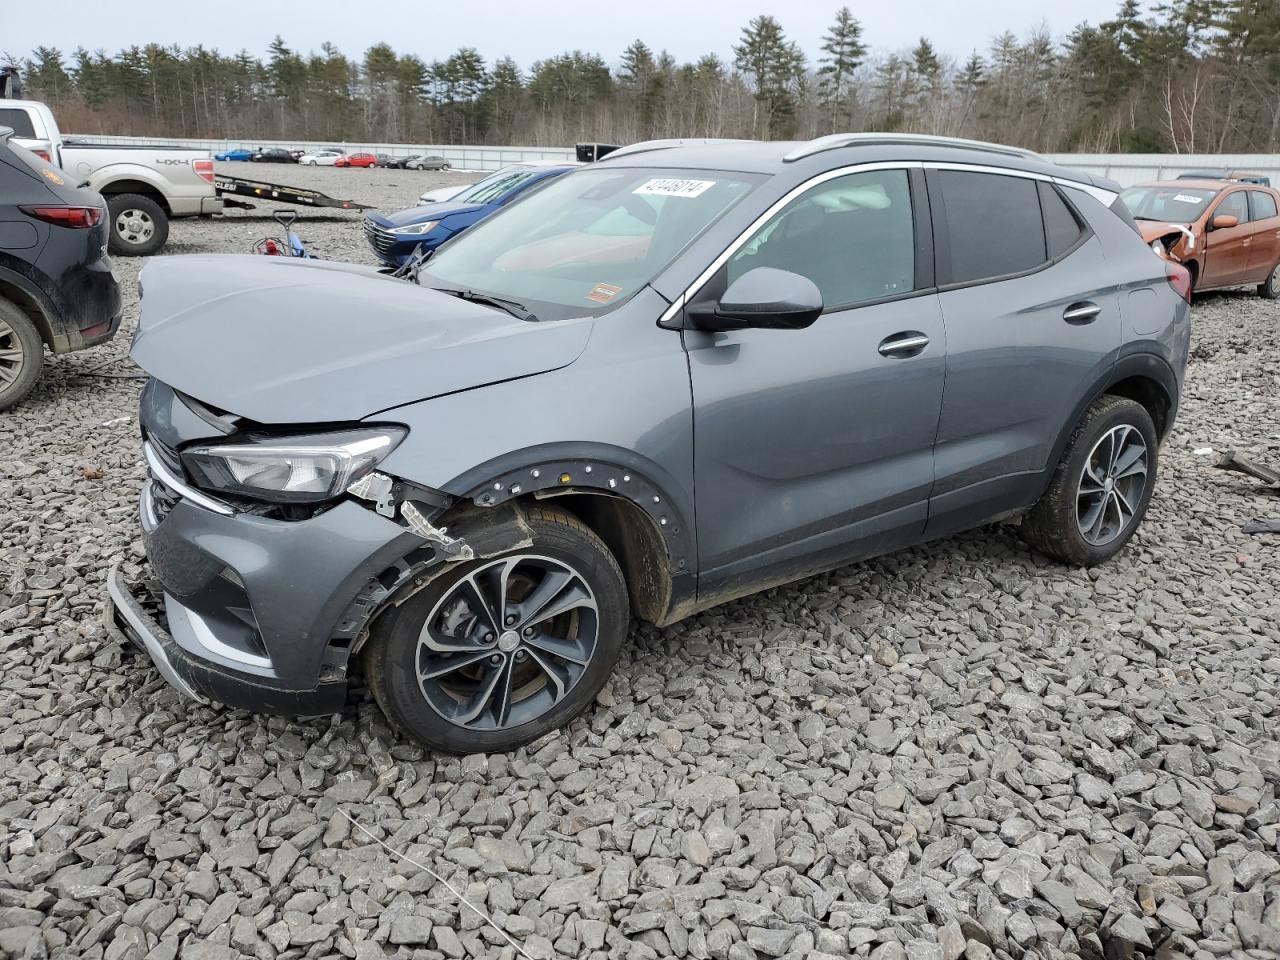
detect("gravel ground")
[1,163,1278,960]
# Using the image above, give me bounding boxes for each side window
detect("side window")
[1215,191,1249,223]
[934,170,1045,284]
[0,108,37,138]
[727,169,915,310]
[1250,191,1278,221]
[1039,182,1085,259]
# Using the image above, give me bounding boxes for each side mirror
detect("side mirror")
[691,267,824,332]
[1211,214,1239,230]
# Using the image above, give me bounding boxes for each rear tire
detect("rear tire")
[107,194,168,256]
[1022,396,1158,566]
[0,298,44,412]
[363,505,629,754]
[1258,261,1280,299]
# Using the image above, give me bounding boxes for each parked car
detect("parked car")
[0,126,122,409]
[366,162,578,266]
[108,134,1190,754]
[404,154,451,171]
[1121,178,1280,296]
[251,147,297,164]
[214,147,255,162]
[0,99,221,255]
[299,150,344,166]
[1176,169,1271,187]
[336,153,377,169]
[374,154,399,168]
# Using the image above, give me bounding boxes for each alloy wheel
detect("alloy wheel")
[0,316,25,388]
[115,209,154,246]
[415,555,599,730]
[1076,424,1149,546]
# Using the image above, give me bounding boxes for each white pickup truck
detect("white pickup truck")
[0,100,222,255]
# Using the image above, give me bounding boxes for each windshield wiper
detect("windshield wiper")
[433,287,538,322]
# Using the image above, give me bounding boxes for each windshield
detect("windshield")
[420,166,759,321]
[452,168,547,205]
[1120,186,1216,223]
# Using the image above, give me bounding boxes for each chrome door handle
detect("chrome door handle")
[878,333,930,357]
[1063,302,1102,324]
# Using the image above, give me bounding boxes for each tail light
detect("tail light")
[1166,261,1192,303]
[194,159,214,184]
[33,149,51,162]
[20,205,104,228]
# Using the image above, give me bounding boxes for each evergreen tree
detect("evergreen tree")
[817,7,867,130]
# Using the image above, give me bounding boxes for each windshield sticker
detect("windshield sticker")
[634,178,716,199]
[1173,194,1205,204]
[587,282,622,304]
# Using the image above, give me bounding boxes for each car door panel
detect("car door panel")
[684,167,946,595]
[1246,191,1280,280]
[1202,191,1251,287]
[923,171,1123,539]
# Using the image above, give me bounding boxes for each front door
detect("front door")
[1201,189,1252,287]
[684,167,947,596]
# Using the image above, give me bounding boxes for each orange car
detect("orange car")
[1120,179,1280,297]
[335,152,376,169]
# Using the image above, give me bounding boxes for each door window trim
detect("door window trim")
[659,160,1114,327]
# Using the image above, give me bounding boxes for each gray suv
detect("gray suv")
[107,134,1191,753]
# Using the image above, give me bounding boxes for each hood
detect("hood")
[377,201,485,227]
[132,255,592,424]
[1137,220,1198,244]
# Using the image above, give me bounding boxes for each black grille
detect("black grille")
[363,218,399,262]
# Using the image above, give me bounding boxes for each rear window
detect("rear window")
[0,108,37,138]
[934,170,1046,284]
[1250,191,1278,220]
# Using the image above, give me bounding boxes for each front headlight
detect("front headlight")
[181,427,406,504]
[391,220,439,236]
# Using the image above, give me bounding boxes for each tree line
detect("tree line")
[6,0,1280,153]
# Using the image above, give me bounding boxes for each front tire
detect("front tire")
[1258,261,1280,299]
[106,194,168,256]
[1022,396,1158,566]
[440,162,451,171]
[0,297,44,411]
[363,505,629,753]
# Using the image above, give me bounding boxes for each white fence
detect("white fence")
[65,134,1280,183]
[66,134,574,172]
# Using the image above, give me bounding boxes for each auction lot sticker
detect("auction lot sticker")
[635,178,716,198]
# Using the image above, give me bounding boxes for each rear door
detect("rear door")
[1201,189,1251,287]
[925,168,1122,538]
[686,166,947,592]
[1246,190,1280,281]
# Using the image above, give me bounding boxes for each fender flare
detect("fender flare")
[1041,352,1179,497]
[0,258,66,351]
[443,442,695,576]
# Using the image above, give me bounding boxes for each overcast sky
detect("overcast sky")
[4,0,1133,68]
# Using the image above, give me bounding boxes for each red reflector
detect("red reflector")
[1166,261,1192,303]
[194,159,214,184]
[80,320,113,340]
[19,205,104,228]
[33,149,51,162]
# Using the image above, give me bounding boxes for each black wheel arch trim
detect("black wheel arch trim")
[1040,352,1179,499]
[0,259,69,351]
[443,442,696,577]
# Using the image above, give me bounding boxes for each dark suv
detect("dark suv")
[0,126,121,409]
[108,135,1191,753]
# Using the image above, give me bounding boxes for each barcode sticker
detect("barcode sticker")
[634,178,716,199]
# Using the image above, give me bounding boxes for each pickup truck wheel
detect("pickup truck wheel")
[0,298,44,412]
[1258,261,1280,299]
[363,505,629,754]
[1022,396,1157,566]
[107,194,168,256]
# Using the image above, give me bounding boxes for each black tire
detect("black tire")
[1258,260,1280,299]
[0,297,43,411]
[440,162,451,171]
[1022,396,1158,566]
[106,193,168,256]
[364,505,629,754]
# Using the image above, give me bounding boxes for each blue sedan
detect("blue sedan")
[214,147,255,161]
[363,163,577,267]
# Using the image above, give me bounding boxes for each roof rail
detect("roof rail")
[603,138,756,161]
[783,133,1043,163]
